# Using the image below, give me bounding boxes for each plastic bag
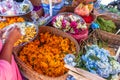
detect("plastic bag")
[0,0,33,16]
[41,0,64,16]
[31,11,51,26]
[64,0,73,5]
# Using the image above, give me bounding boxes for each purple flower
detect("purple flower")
[70,21,78,28]
[62,19,66,28]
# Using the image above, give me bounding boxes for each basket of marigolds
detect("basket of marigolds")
[2,22,38,47]
[92,12,120,45]
[64,30,120,80]
[13,26,80,80]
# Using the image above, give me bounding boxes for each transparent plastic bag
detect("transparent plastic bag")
[0,0,14,15]
[64,0,73,5]
[41,0,62,4]
[0,0,33,16]
[41,0,64,16]
[31,11,50,26]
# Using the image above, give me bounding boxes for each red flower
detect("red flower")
[82,15,94,23]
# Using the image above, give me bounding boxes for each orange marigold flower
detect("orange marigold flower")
[19,32,76,77]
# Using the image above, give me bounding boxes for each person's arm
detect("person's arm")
[0,40,14,63]
[0,27,21,64]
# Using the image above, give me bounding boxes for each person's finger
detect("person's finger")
[15,27,21,31]
[7,27,14,32]
[0,29,5,34]
[8,24,18,32]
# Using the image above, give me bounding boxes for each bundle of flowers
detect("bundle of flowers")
[19,32,76,77]
[52,13,88,41]
[64,45,120,80]
[74,3,94,16]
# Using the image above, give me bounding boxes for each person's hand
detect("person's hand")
[6,27,22,45]
[0,29,5,39]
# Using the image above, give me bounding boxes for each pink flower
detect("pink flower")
[52,16,57,24]
[78,29,88,34]
[70,21,78,28]
[62,19,66,28]
[74,28,79,34]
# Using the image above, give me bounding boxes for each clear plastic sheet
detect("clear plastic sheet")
[0,0,33,16]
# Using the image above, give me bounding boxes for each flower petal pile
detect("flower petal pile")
[19,32,76,77]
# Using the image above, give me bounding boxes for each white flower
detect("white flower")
[56,15,64,21]
[69,15,79,21]
[64,54,76,66]
[80,23,87,29]
[66,21,70,26]
[111,74,119,80]
[53,23,61,28]
[97,61,110,69]
[69,15,74,21]
[53,21,62,29]
[63,27,70,32]
[70,28,75,33]
[110,60,120,74]
[77,23,82,29]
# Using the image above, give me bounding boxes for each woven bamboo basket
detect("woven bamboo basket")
[72,0,83,7]
[98,14,120,29]
[30,0,41,6]
[72,0,96,7]
[93,10,120,45]
[93,9,120,29]
[95,29,120,45]
[79,30,119,56]
[59,6,76,13]
[13,26,80,80]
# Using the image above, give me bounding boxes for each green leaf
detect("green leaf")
[89,55,100,61]
[91,67,97,71]
[75,54,88,71]
[98,41,103,48]
[106,74,112,80]
[75,51,83,62]
[96,17,116,33]
[108,56,115,61]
